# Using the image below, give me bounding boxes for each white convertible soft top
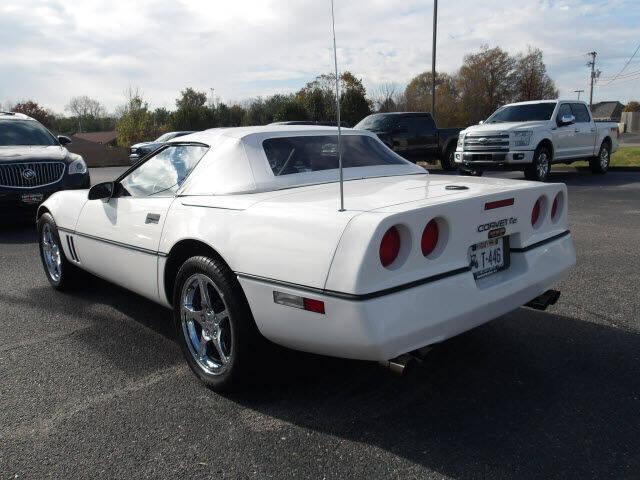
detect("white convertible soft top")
[174,126,425,195]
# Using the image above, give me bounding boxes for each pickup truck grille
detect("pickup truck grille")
[464,133,510,151]
[0,162,65,189]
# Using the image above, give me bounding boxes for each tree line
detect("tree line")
[8,44,633,147]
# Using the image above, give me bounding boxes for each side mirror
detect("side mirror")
[559,114,575,126]
[88,181,115,201]
[478,120,485,125]
[58,135,72,146]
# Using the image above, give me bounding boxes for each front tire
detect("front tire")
[440,144,457,171]
[590,141,610,174]
[173,256,259,391]
[524,145,552,182]
[37,213,80,290]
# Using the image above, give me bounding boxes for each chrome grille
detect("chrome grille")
[0,162,65,188]
[463,133,510,151]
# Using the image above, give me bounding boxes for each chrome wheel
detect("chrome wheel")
[600,146,610,169]
[537,152,550,179]
[41,223,62,282]
[181,273,233,375]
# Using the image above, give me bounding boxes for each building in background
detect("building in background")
[591,101,624,122]
[69,131,128,167]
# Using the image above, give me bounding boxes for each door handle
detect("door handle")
[574,129,580,133]
[590,129,596,132]
[145,213,161,224]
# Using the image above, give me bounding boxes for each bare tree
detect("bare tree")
[373,83,401,112]
[65,95,105,132]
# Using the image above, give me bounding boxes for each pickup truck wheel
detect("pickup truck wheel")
[173,256,259,391]
[37,213,81,290]
[524,146,551,182]
[590,142,610,174]
[440,144,457,171]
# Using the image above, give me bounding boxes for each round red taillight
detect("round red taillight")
[531,198,542,226]
[421,219,439,256]
[380,226,401,267]
[551,194,560,219]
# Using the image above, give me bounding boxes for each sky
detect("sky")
[1,0,639,114]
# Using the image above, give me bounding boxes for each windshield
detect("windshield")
[155,132,178,142]
[486,103,556,123]
[263,135,406,177]
[0,120,58,146]
[354,114,396,131]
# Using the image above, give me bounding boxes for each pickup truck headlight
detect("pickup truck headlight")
[68,158,88,175]
[457,133,465,148]
[512,131,533,147]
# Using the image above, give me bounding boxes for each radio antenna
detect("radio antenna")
[330,0,345,212]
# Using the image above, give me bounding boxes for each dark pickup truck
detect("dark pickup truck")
[354,112,462,170]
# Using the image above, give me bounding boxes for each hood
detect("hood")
[463,121,548,134]
[0,145,69,163]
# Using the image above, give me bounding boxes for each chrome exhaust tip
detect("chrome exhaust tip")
[526,289,561,311]
[380,346,434,375]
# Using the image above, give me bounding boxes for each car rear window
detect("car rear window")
[263,135,406,177]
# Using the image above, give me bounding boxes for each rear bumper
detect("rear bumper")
[239,232,575,361]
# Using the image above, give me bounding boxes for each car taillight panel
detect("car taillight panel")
[380,226,401,267]
[551,194,560,220]
[531,197,543,226]
[421,219,439,256]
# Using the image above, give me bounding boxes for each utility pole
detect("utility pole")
[574,89,584,100]
[431,0,438,120]
[587,52,600,109]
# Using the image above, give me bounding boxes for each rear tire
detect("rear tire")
[524,145,552,182]
[440,144,457,171]
[173,256,260,391]
[37,213,81,290]
[590,141,610,174]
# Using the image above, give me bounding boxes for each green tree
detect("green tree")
[115,91,154,147]
[171,88,214,130]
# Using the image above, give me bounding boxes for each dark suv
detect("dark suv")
[355,112,462,170]
[0,112,90,222]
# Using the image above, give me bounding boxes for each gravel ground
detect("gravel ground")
[1,168,639,479]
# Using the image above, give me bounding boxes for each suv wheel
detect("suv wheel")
[524,145,552,182]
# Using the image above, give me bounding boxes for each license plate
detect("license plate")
[469,237,506,279]
[21,193,44,205]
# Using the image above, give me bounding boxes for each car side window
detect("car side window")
[557,104,573,125]
[571,103,591,123]
[119,145,208,197]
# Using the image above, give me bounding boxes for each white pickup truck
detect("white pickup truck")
[455,100,620,181]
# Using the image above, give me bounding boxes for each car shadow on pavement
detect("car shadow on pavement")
[227,309,640,479]
[0,223,37,244]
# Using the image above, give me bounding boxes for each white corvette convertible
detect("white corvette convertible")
[37,126,576,389]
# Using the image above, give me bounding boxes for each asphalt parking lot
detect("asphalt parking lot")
[1,168,639,479]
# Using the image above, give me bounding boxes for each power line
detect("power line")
[601,42,640,86]
[600,67,640,81]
